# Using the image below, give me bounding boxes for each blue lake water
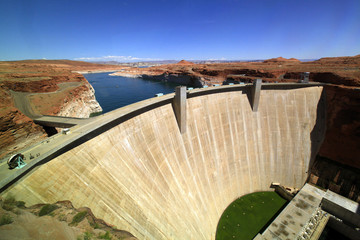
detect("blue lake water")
[83,72,181,113]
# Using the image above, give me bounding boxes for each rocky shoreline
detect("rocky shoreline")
[110,71,205,87]
[75,69,129,74]
[56,81,103,118]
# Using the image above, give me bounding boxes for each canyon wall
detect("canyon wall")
[53,82,103,118]
[317,85,360,168]
[3,86,325,239]
[0,108,46,159]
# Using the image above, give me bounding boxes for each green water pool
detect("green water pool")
[216,191,287,240]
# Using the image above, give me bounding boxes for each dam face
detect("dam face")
[4,86,326,239]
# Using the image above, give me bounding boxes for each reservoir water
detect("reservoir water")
[83,72,181,113]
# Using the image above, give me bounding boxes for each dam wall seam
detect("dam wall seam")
[2,83,326,240]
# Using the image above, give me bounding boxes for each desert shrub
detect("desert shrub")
[90,111,102,117]
[98,231,112,240]
[90,222,100,229]
[13,209,22,215]
[71,211,87,225]
[3,195,16,205]
[2,203,14,211]
[1,195,16,211]
[16,201,26,208]
[83,231,92,240]
[39,204,59,216]
[0,214,13,226]
[58,213,67,221]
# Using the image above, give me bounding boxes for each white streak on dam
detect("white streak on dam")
[4,86,325,239]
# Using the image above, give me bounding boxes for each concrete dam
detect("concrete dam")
[3,83,326,239]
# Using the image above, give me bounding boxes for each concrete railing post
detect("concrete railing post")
[299,72,310,83]
[303,72,310,83]
[251,79,262,112]
[173,86,187,133]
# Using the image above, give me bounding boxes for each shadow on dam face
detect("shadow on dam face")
[2,86,326,239]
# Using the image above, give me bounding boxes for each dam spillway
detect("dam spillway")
[3,84,326,239]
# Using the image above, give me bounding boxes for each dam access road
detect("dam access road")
[1,82,326,239]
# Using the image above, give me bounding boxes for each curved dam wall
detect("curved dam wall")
[4,85,325,239]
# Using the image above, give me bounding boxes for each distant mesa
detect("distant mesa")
[315,54,360,64]
[177,60,194,65]
[263,57,301,63]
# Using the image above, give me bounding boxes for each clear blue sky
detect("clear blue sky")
[1,0,359,61]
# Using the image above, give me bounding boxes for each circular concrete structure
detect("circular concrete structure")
[3,85,326,239]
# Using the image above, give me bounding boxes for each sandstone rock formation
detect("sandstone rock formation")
[263,56,301,63]
[176,59,194,65]
[0,108,46,160]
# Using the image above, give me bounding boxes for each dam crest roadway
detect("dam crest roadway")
[1,82,326,239]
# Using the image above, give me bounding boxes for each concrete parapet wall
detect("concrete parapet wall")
[3,85,326,239]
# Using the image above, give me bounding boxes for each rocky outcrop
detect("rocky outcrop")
[110,67,205,87]
[263,57,301,63]
[315,54,360,65]
[0,108,46,159]
[52,82,102,118]
[141,73,204,87]
[0,196,136,240]
[176,60,194,65]
[284,72,360,86]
